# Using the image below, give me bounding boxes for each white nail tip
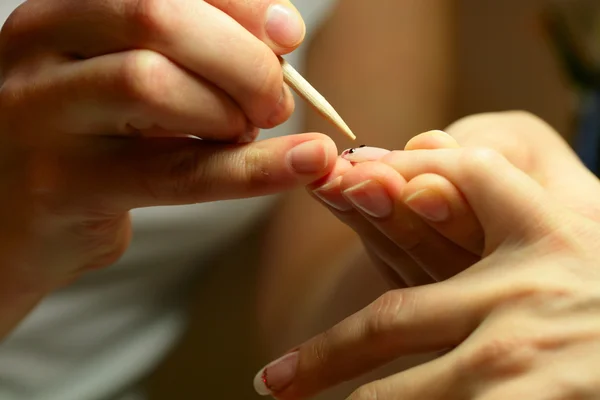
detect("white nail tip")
[341,146,390,162]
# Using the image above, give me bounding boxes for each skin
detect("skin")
[0,0,341,340]
[260,114,600,399]
[256,2,574,398]
[256,0,457,353]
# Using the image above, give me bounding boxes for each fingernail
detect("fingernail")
[343,180,393,218]
[341,146,391,163]
[254,352,299,396]
[266,4,306,48]
[313,176,352,211]
[288,140,328,174]
[404,189,450,222]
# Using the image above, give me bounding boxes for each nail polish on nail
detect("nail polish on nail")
[288,140,328,174]
[266,4,306,48]
[343,180,393,218]
[341,146,391,163]
[404,189,450,222]
[253,352,299,396]
[313,176,353,211]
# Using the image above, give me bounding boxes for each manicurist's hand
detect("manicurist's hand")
[0,0,337,337]
[308,111,600,286]
[257,125,600,399]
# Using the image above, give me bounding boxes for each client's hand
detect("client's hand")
[255,123,600,399]
[308,111,600,286]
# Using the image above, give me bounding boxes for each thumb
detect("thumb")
[57,133,338,210]
[381,147,564,253]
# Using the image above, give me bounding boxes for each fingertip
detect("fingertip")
[286,134,338,177]
[265,2,306,52]
[405,130,459,151]
[402,178,452,223]
[402,173,484,254]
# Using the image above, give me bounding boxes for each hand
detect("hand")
[255,135,600,399]
[0,0,336,313]
[308,111,600,286]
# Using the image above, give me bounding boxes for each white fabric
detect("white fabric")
[0,1,337,399]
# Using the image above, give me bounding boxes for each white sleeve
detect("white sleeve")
[0,0,26,26]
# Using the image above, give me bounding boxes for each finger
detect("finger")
[340,130,458,164]
[356,229,434,287]
[403,173,484,254]
[445,111,600,219]
[253,279,491,399]
[362,244,408,289]
[4,0,299,129]
[340,162,479,281]
[54,133,337,209]
[310,160,433,286]
[380,148,564,252]
[346,317,600,400]
[6,50,250,143]
[343,131,482,264]
[405,131,483,254]
[204,0,306,52]
[346,355,458,400]
[404,129,460,151]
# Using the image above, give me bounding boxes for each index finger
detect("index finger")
[3,0,306,129]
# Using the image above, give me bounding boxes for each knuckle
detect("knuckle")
[459,336,535,378]
[459,147,505,175]
[162,147,211,201]
[118,50,171,107]
[125,0,169,39]
[507,271,576,304]
[366,290,412,338]
[310,330,332,366]
[241,147,280,189]
[136,146,209,203]
[348,384,381,400]
[551,376,600,400]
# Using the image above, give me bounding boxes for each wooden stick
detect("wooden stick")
[279,56,356,141]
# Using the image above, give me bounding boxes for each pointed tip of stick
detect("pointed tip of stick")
[279,56,357,141]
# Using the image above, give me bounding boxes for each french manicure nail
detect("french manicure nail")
[404,189,450,222]
[343,180,393,218]
[266,4,306,48]
[253,352,299,396]
[288,140,328,174]
[313,176,352,211]
[341,146,391,163]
